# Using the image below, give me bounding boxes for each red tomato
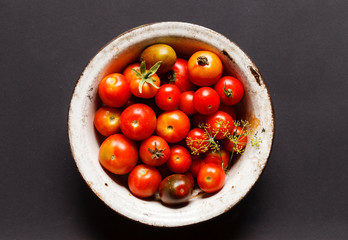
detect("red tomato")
[122,63,140,83]
[184,171,195,187]
[222,126,248,152]
[156,110,190,143]
[128,164,162,198]
[139,136,170,166]
[186,128,210,154]
[120,103,157,141]
[189,154,206,177]
[98,73,131,107]
[98,134,138,175]
[193,87,220,115]
[165,58,195,92]
[214,76,244,105]
[94,107,121,137]
[155,84,181,111]
[206,111,234,140]
[128,61,161,99]
[159,174,193,205]
[197,163,225,193]
[218,104,237,120]
[188,51,223,86]
[167,145,192,173]
[179,91,197,115]
[204,148,230,170]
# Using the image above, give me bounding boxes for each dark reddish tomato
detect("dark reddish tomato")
[156,110,190,143]
[179,91,197,115]
[139,136,170,166]
[94,107,121,137]
[218,104,237,120]
[222,126,248,152]
[197,163,225,193]
[189,154,206,177]
[120,103,157,141]
[206,111,234,140]
[128,164,162,198]
[165,58,195,92]
[193,87,220,115]
[214,76,244,105]
[140,44,177,73]
[184,171,195,187]
[98,73,131,107]
[159,174,193,205]
[167,145,192,173]
[155,84,181,111]
[128,61,161,99]
[98,134,138,175]
[191,113,207,128]
[204,148,230,170]
[186,128,210,154]
[188,51,223,86]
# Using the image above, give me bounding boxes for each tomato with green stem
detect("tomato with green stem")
[139,136,170,166]
[214,76,244,105]
[165,58,195,92]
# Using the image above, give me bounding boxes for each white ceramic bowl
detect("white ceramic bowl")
[68,22,274,227]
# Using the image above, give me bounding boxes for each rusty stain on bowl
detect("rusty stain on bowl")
[68,22,274,227]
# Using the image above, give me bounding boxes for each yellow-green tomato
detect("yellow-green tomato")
[140,44,177,73]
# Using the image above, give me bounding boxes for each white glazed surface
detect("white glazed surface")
[68,22,274,227]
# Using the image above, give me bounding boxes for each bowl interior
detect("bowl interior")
[68,22,274,227]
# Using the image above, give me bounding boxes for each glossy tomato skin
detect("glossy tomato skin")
[140,44,177,73]
[94,107,121,137]
[139,136,170,166]
[197,163,225,193]
[193,87,220,115]
[167,145,192,173]
[128,164,162,198]
[222,126,248,152]
[186,128,210,154]
[189,154,206,177]
[159,174,193,205]
[98,73,131,108]
[130,72,161,99]
[188,51,223,86]
[122,63,140,83]
[98,134,138,175]
[155,84,181,111]
[120,103,157,141]
[204,148,230,170]
[156,110,190,143]
[214,76,244,105]
[179,91,197,115]
[206,111,234,140]
[165,58,195,92]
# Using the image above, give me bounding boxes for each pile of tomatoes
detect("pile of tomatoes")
[94,44,246,205]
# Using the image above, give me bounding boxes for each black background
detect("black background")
[1,1,347,239]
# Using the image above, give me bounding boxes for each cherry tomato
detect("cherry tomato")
[156,110,190,143]
[122,63,140,83]
[214,76,244,105]
[179,91,197,115]
[155,84,181,111]
[159,174,193,205]
[193,87,220,115]
[204,148,230,170]
[98,73,131,107]
[94,107,121,137]
[184,171,195,187]
[186,128,210,154]
[189,154,206,177]
[167,145,192,173]
[139,136,170,166]
[129,61,161,99]
[218,104,237,120]
[206,111,234,140]
[188,51,223,86]
[222,126,248,152]
[197,163,225,193]
[120,103,157,141]
[140,44,177,73]
[128,164,162,198]
[165,58,195,92]
[98,134,138,175]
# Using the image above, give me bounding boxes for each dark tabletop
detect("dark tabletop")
[1,0,347,239]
